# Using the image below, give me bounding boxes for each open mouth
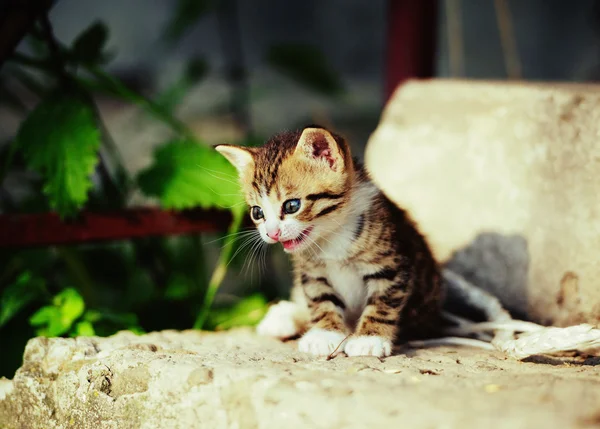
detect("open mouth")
[281,227,313,251]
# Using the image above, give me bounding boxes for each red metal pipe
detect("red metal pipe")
[385,0,438,101]
[0,207,233,248]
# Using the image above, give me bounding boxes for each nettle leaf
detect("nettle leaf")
[0,271,46,327]
[71,21,110,64]
[137,139,243,211]
[29,288,85,337]
[16,93,101,217]
[266,43,344,96]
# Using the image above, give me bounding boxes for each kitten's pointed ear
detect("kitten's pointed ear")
[214,144,255,176]
[294,128,345,171]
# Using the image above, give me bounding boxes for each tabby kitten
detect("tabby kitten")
[215,126,442,357]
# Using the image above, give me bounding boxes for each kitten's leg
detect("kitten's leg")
[345,269,411,357]
[297,275,349,356]
[256,285,309,339]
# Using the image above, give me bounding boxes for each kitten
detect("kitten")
[215,126,442,357]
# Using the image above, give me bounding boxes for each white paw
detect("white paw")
[298,328,348,356]
[256,301,306,339]
[344,336,392,357]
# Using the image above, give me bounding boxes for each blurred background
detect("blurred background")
[1,0,600,378]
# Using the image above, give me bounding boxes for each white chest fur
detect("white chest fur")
[325,262,367,326]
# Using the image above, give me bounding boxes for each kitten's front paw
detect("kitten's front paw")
[344,336,392,357]
[298,328,347,356]
[256,301,307,339]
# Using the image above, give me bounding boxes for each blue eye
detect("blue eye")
[283,199,301,214]
[251,206,264,220]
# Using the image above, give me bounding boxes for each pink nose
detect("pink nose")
[267,229,281,241]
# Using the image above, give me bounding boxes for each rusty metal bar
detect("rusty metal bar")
[0,207,233,248]
[385,0,438,100]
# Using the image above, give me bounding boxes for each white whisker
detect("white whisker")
[227,233,260,268]
[206,184,244,198]
[200,168,242,187]
[198,165,239,180]
[214,201,247,210]
[203,229,255,246]
[242,235,263,277]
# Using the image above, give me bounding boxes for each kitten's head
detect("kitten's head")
[215,126,355,254]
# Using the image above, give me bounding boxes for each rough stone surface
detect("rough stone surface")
[365,79,600,326]
[2,329,600,428]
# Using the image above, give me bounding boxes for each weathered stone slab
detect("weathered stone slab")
[1,330,600,429]
[365,79,600,325]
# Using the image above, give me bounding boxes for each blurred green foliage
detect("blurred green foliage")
[16,93,101,216]
[0,0,343,378]
[0,271,47,328]
[137,139,244,212]
[29,288,86,337]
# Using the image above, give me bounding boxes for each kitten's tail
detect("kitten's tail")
[408,269,600,360]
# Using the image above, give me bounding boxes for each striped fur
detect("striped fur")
[215,126,442,357]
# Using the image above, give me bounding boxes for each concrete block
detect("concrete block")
[366,79,600,326]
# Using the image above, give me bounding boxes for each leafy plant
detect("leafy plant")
[0,13,249,366]
[29,288,85,337]
[15,92,101,217]
[28,288,142,337]
[0,271,47,328]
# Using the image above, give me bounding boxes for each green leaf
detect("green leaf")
[83,309,102,323]
[56,288,86,322]
[16,93,101,217]
[72,320,95,337]
[164,0,219,43]
[29,288,85,337]
[0,271,46,327]
[266,43,344,96]
[71,21,110,64]
[205,294,269,331]
[137,139,244,211]
[29,306,62,335]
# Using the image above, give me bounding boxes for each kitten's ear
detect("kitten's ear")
[214,144,255,176]
[294,128,345,171]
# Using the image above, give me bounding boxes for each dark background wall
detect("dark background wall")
[33,0,600,158]
[48,0,600,86]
